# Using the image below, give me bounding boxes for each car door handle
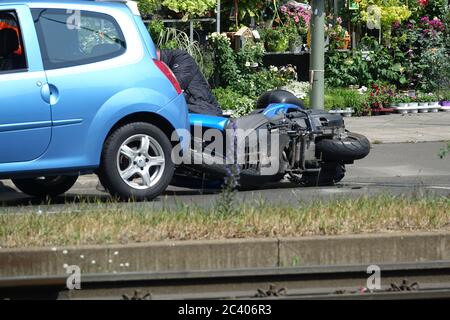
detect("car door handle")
[40,83,51,104]
[40,83,60,105]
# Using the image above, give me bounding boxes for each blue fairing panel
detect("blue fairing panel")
[263,103,303,118]
[189,114,229,131]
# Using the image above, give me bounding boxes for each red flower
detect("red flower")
[418,0,428,6]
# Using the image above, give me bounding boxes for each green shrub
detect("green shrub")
[230,69,291,100]
[209,33,240,87]
[147,19,165,43]
[323,88,369,115]
[137,0,161,17]
[162,0,216,20]
[235,42,265,73]
[212,87,255,116]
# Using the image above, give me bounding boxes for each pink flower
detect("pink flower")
[336,17,342,24]
[280,5,287,13]
[294,16,299,23]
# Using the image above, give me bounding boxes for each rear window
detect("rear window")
[32,8,126,70]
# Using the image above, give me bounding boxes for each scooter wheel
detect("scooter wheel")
[315,132,370,163]
[292,163,346,187]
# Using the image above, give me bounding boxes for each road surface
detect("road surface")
[0,142,449,214]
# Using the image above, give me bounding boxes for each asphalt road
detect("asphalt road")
[0,142,449,214]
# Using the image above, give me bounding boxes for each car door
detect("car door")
[30,7,133,160]
[0,6,51,164]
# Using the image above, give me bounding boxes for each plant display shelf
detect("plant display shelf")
[144,17,217,43]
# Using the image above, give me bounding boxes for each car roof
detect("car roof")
[0,0,125,9]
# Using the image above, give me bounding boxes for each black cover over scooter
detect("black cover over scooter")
[256,89,305,109]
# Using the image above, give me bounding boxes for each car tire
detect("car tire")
[315,132,370,163]
[296,163,346,187]
[12,175,78,198]
[98,122,174,201]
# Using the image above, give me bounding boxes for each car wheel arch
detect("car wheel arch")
[105,111,178,146]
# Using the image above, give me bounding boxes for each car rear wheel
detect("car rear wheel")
[12,175,78,198]
[98,122,174,201]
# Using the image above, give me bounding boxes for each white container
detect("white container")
[428,101,440,107]
[409,102,419,108]
[343,108,354,117]
[441,106,450,112]
[418,103,430,113]
[398,102,409,108]
[395,106,409,114]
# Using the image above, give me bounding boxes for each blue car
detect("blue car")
[0,0,189,200]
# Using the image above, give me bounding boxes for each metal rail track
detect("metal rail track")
[2,261,450,300]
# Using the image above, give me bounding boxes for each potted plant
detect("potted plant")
[417,92,430,107]
[162,0,216,21]
[264,26,289,52]
[441,90,450,107]
[289,33,303,53]
[279,3,310,53]
[390,94,403,108]
[326,16,350,50]
[395,95,411,114]
[408,96,419,113]
[425,93,439,110]
[427,93,440,112]
[439,90,450,109]
[416,92,432,112]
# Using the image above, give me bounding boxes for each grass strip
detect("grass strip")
[0,195,449,248]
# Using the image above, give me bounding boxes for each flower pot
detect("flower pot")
[289,37,303,53]
[396,106,409,115]
[398,103,409,108]
[342,108,354,117]
[336,32,350,50]
[409,102,418,108]
[441,101,450,107]
[418,102,429,107]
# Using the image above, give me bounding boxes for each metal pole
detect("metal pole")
[309,0,325,110]
[216,0,221,33]
[333,0,338,24]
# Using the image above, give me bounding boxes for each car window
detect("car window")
[0,10,27,73]
[31,8,126,70]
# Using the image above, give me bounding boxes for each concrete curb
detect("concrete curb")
[1,231,450,277]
